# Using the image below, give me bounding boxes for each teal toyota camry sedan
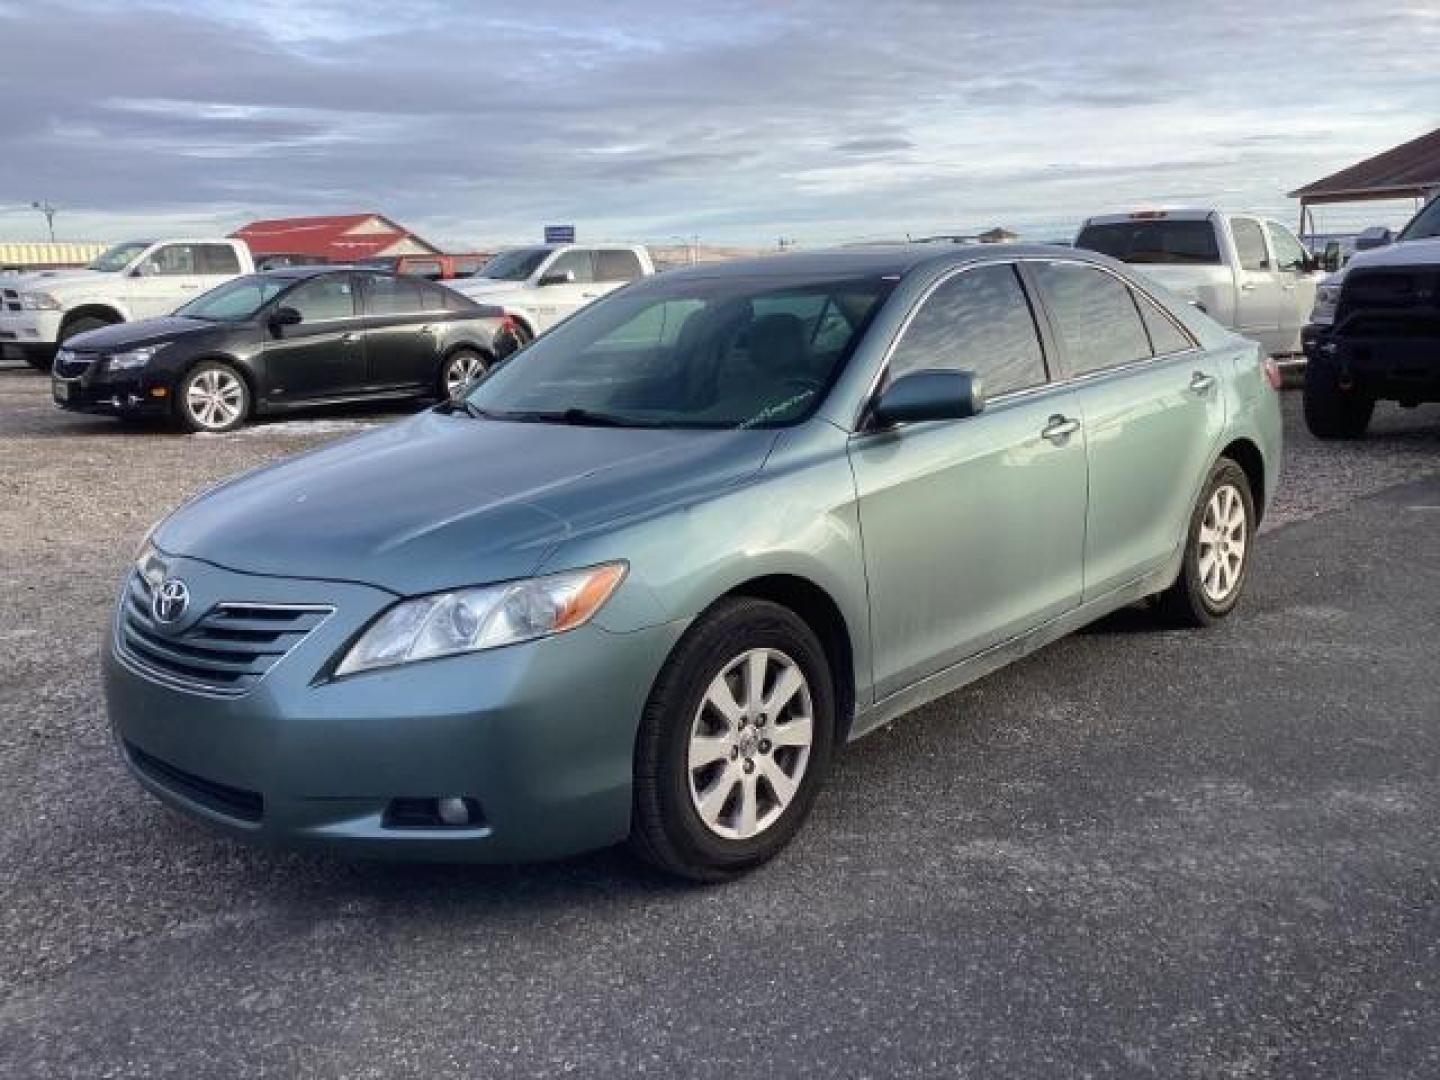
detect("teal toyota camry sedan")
[107,245,1282,880]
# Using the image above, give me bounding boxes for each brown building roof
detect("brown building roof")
[1289,127,1440,204]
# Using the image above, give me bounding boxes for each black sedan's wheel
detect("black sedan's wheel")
[175,362,250,433]
[631,598,835,881]
[440,349,490,399]
[1157,457,1255,627]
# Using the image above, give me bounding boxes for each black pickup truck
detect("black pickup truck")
[1301,197,1440,438]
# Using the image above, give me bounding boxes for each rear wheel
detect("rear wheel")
[1304,364,1374,439]
[439,348,490,399]
[175,362,250,433]
[1157,458,1255,627]
[630,598,835,881]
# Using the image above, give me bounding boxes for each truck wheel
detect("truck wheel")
[175,362,250,433]
[1304,365,1374,439]
[30,315,113,371]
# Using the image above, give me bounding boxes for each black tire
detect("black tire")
[630,597,836,882]
[1157,458,1256,628]
[495,320,532,359]
[1303,364,1374,439]
[173,361,251,433]
[438,348,490,399]
[32,315,114,370]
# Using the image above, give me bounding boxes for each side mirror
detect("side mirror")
[269,306,303,331]
[870,369,984,429]
[131,261,158,278]
[537,269,576,287]
[1321,243,1343,274]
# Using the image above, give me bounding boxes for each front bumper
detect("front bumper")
[0,309,62,359]
[51,359,173,417]
[105,555,686,861]
[1302,322,1440,399]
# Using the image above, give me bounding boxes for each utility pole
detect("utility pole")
[31,200,56,242]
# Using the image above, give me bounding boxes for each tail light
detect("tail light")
[1261,356,1283,390]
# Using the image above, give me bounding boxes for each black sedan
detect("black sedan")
[51,267,507,432]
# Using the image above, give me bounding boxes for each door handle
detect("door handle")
[418,324,435,335]
[1189,371,1216,394]
[1238,282,1257,292]
[341,332,361,344]
[1041,414,1081,442]
[178,284,200,290]
[581,292,600,299]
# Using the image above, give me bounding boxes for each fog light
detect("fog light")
[436,796,470,825]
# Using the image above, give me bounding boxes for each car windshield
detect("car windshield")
[1398,197,1440,241]
[1075,220,1221,264]
[174,274,289,321]
[463,274,894,429]
[478,247,551,282]
[87,242,153,272]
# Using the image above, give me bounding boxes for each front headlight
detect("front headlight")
[335,562,627,676]
[108,346,159,370]
[1310,283,1343,326]
[19,291,61,311]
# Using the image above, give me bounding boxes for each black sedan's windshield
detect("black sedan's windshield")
[174,274,289,321]
[87,242,153,272]
[1399,197,1440,241]
[477,247,551,282]
[465,274,894,428]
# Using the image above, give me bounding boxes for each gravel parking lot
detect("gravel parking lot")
[1,363,1437,1078]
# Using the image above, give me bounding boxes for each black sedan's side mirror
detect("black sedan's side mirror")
[537,269,576,287]
[870,369,985,429]
[269,306,303,331]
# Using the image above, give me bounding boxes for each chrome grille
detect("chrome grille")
[117,572,332,696]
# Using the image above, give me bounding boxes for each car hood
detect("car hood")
[3,268,111,293]
[1332,237,1440,282]
[154,411,778,595]
[67,315,226,351]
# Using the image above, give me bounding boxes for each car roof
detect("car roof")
[656,243,1103,282]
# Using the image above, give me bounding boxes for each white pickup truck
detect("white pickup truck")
[1075,210,1325,362]
[0,238,255,369]
[448,243,654,347]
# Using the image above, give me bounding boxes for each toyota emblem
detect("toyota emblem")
[152,578,191,624]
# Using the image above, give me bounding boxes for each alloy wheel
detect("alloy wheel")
[687,647,814,841]
[1198,483,1247,603]
[444,352,487,398]
[185,369,245,430]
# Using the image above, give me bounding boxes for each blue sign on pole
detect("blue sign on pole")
[544,225,576,244]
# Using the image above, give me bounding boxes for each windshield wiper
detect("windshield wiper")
[498,408,659,428]
[434,399,496,420]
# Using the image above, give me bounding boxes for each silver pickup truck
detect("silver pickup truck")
[1076,209,1325,364]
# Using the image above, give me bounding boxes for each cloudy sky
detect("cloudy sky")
[1,0,1437,249]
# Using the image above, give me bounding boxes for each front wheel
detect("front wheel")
[1157,458,1256,627]
[1304,365,1374,439]
[175,362,250,433]
[630,598,835,881]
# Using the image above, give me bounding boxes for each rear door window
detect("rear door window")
[1134,291,1195,356]
[401,259,444,280]
[1032,262,1152,376]
[887,263,1047,397]
[197,244,242,275]
[362,274,426,316]
[1231,219,1271,271]
[284,275,357,322]
[595,249,645,283]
